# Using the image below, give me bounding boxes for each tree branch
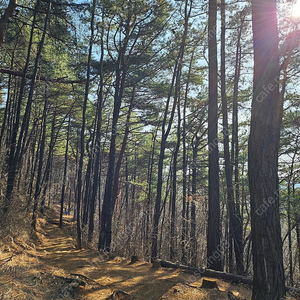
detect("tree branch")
[0,68,91,84]
[158,259,299,293]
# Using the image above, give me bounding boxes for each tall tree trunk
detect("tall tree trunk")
[170,99,180,262]
[82,141,93,225]
[6,77,18,149]
[191,136,200,266]
[40,106,71,214]
[40,108,57,214]
[98,73,124,251]
[146,130,157,256]
[111,89,134,207]
[27,121,39,204]
[76,0,96,249]
[287,144,298,286]
[5,0,41,212]
[59,116,71,228]
[16,0,51,174]
[220,0,233,272]
[31,86,49,230]
[249,0,285,298]
[151,0,191,261]
[109,89,135,248]
[207,0,221,271]
[287,178,293,287]
[151,57,178,260]
[231,11,245,276]
[125,157,129,227]
[0,0,17,46]
[83,127,97,228]
[158,160,172,258]
[88,7,105,243]
[181,48,194,265]
[297,222,300,276]
[98,15,130,251]
[181,104,187,265]
[220,0,244,275]
[0,45,15,148]
[170,40,184,261]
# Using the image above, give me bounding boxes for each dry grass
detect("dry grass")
[0,235,61,299]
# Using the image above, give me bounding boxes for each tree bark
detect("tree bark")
[88,6,105,243]
[145,130,157,256]
[0,48,15,148]
[98,14,129,251]
[181,45,195,266]
[16,0,51,168]
[207,0,221,271]
[40,106,71,214]
[231,10,245,275]
[297,222,300,277]
[32,86,49,230]
[249,0,285,298]
[220,0,244,275]
[170,100,180,262]
[5,0,41,212]
[151,55,178,260]
[109,89,135,248]
[40,108,56,214]
[76,0,96,249]
[151,0,191,261]
[59,116,71,228]
[0,0,17,46]
[191,137,199,266]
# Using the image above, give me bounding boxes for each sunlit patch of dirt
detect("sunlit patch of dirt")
[158,280,252,300]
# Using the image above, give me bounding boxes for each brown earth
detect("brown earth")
[0,207,297,300]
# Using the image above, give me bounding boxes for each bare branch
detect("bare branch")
[0,68,94,84]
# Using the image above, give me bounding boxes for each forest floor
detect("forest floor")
[0,206,298,300]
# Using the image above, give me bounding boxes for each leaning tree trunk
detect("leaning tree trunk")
[151,0,191,261]
[151,55,178,260]
[5,0,41,213]
[248,0,285,298]
[17,0,51,177]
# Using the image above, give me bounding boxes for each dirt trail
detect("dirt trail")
[35,210,195,299]
[32,208,254,300]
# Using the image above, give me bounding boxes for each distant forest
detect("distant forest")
[0,0,299,299]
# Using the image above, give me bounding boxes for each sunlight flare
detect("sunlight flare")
[292,0,300,19]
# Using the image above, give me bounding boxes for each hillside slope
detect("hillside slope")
[0,207,296,300]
